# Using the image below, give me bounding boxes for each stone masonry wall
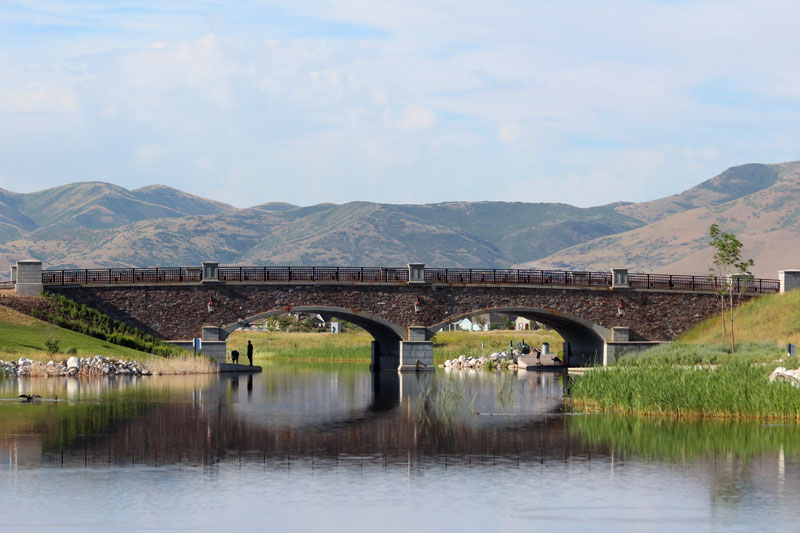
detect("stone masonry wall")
[47,282,724,342]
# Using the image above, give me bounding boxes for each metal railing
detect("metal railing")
[217,266,409,283]
[628,273,779,294]
[42,267,202,285]
[37,266,781,294]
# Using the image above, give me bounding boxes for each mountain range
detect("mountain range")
[1,160,799,278]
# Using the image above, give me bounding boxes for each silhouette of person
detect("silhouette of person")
[246,340,253,366]
[231,350,239,364]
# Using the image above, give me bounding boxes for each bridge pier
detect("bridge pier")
[398,341,434,371]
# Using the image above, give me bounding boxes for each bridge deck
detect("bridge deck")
[37,266,780,294]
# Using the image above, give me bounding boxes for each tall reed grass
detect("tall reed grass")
[568,361,800,420]
[616,342,796,368]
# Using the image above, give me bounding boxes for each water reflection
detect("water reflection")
[2,368,800,471]
[0,369,581,469]
[3,368,800,531]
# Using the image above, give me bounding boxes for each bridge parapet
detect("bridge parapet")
[33,263,782,294]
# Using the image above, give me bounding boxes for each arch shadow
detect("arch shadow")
[429,307,610,366]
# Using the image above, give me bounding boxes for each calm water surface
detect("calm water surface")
[2,366,799,532]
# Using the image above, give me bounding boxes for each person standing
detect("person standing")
[246,340,254,366]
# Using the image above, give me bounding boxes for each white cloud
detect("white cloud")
[2,1,800,207]
[135,144,165,165]
[0,82,79,114]
[382,105,437,131]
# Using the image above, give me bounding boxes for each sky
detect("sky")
[2,0,800,208]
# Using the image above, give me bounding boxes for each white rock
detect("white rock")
[770,367,800,387]
[66,356,81,369]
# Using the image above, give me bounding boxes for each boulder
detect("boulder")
[66,356,81,369]
[769,367,800,388]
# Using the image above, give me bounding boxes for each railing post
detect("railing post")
[611,268,629,289]
[15,260,43,296]
[408,263,425,285]
[202,261,219,283]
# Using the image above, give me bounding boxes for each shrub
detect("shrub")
[44,334,60,355]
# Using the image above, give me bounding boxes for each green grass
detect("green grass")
[228,330,373,363]
[616,341,795,368]
[227,329,566,365]
[0,305,159,362]
[568,362,800,420]
[568,290,800,420]
[681,290,800,346]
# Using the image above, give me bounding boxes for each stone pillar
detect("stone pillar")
[408,263,425,284]
[202,261,219,283]
[611,268,629,288]
[202,326,222,341]
[10,265,17,283]
[779,270,800,293]
[407,326,428,341]
[611,327,630,342]
[398,341,434,371]
[15,260,43,297]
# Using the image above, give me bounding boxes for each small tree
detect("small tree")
[708,223,754,352]
[44,333,61,355]
[264,315,280,344]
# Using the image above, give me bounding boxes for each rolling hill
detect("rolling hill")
[0,160,799,277]
[531,161,800,277]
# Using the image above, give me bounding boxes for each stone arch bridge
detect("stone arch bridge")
[9,261,794,370]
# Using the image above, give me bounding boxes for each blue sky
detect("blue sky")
[1,0,799,208]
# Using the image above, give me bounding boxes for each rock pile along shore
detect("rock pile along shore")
[441,352,519,370]
[1,356,152,377]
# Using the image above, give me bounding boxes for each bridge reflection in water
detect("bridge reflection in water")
[0,369,588,469]
[4,368,800,474]
[4,369,800,532]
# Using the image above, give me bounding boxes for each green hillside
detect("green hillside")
[0,304,156,361]
[681,291,800,346]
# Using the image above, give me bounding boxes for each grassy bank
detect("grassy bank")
[681,290,800,346]
[0,293,182,356]
[0,305,215,374]
[568,291,800,420]
[227,328,564,365]
[568,362,800,420]
[228,330,373,363]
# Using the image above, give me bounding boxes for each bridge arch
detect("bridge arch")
[219,306,406,369]
[429,307,610,365]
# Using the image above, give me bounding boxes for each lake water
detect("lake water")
[2,366,799,532]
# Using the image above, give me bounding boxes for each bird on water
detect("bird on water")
[18,394,41,402]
